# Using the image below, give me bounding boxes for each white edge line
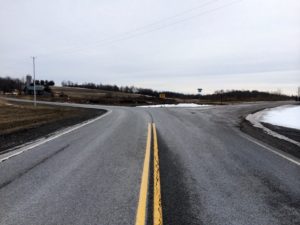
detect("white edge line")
[0,110,112,163]
[239,131,300,166]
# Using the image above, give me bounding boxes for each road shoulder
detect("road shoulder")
[240,114,300,159]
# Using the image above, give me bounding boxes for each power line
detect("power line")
[41,0,243,57]
[39,0,220,56]
[99,0,221,39]
[90,0,243,47]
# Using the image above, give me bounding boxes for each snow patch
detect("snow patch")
[246,105,300,147]
[260,105,300,130]
[138,103,210,108]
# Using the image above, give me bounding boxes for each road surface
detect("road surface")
[0,100,299,225]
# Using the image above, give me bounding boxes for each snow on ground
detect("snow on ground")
[138,103,210,108]
[260,105,300,130]
[246,105,300,147]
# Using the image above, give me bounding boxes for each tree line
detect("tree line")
[61,80,293,101]
[0,76,55,93]
[61,80,160,96]
[0,77,24,93]
[33,80,55,86]
[1,76,293,101]
[201,90,292,101]
[61,80,193,98]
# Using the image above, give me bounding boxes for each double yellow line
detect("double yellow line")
[135,123,163,225]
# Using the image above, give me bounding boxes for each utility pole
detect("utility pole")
[220,90,224,105]
[32,56,37,107]
[197,88,203,103]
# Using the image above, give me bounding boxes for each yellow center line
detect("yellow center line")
[152,123,163,225]
[135,123,152,225]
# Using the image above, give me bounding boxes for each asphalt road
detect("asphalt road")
[0,100,299,225]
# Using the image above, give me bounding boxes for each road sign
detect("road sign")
[159,93,166,99]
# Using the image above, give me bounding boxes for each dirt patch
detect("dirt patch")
[0,101,106,153]
[262,123,300,142]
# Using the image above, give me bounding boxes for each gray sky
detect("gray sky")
[1,0,300,95]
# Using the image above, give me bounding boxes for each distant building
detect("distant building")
[24,75,45,95]
[26,74,32,86]
[24,85,45,95]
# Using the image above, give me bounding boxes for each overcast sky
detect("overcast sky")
[0,0,299,94]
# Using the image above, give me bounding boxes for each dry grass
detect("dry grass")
[0,99,104,152]
[48,86,161,105]
[51,86,142,99]
[2,86,176,106]
[0,99,7,106]
[0,101,81,135]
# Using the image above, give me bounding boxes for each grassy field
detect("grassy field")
[51,86,142,98]
[0,99,81,134]
[51,86,173,105]
[0,99,105,152]
[9,86,175,105]
[4,86,289,106]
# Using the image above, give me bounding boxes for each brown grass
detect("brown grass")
[0,101,82,135]
[51,86,142,98]
[0,99,7,106]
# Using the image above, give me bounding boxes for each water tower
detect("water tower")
[26,75,32,86]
